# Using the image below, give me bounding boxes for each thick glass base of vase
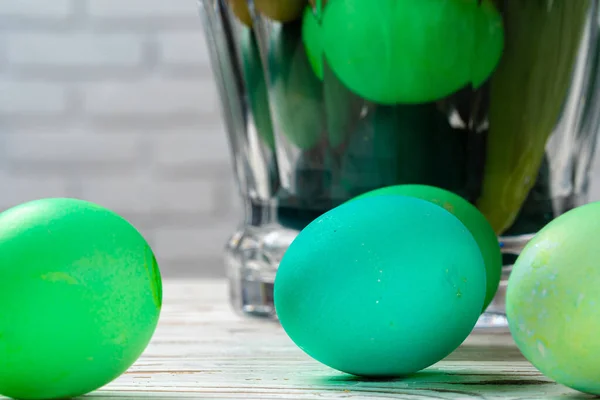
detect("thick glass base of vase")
[225,195,588,329]
[225,203,296,319]
[225,224,516,328]
[473,235,534,330]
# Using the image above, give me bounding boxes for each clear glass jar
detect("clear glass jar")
[199,0,600,327]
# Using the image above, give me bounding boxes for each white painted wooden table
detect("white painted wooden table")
[89,280,588,399]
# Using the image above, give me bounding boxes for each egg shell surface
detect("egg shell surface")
[274,195,486,377]
[507,201,600,395]
[321,0,503,104]
[355,184,501,312]
[0,198,162,400]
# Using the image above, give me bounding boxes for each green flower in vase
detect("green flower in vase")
[478,0,589,234]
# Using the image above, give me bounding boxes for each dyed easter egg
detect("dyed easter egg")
[321,0,504,104]
[275,196,486,377]
[0,198,161,400]
[507,202,600,395]
[355,185,501,312]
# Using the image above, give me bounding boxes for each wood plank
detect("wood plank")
[79,280,585,399]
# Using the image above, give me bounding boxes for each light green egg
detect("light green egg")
[507,202,600,395]
[354,185,501,312]
[275,195,486,377]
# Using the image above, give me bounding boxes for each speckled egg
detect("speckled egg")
[507,202,600,395]
[274,195,486,377]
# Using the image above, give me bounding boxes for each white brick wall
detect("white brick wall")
[0,81,69,115]
[0,0,238,277]
[0,0,71,19]
[87,0,198,19]
[5,131,141,163]
[1,1,600,279]
[0,171,72,210]
[153,128,230,167]
[83,79,218,117]
[6,33,145,67]
[157,32,211,66]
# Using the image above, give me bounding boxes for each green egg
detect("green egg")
[269,21,324,149]
[355,185,501,312]
[275,195,486,377]
[321,0,504,104]
[302,6,323,80]
[0,198,161,400]
[507,202,600,395]
[472,0,505,87]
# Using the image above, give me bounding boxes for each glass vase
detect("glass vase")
[198,0,600,327]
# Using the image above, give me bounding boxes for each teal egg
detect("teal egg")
[274,196,486,377]
[354,184,502,313]
[507,202,600,395]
